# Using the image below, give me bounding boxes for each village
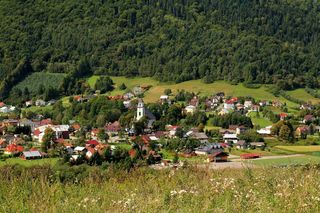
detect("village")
[0,84,319,169]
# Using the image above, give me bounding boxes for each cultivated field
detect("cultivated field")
[276,146,320,153]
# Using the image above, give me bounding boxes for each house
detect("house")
[123,92,134,100]
[236,140,248,149]
[207,151,229,162]
[25,100,33,107]
[160,95,169,104]
[189,96,199,107]
[185,105,197,114]
[272,101,283,108]
[4,144,24,155]
[91,128,100,140]
[218,108,230,116]
[250,142,265,149]
[105,121,121,134]
[259,100,268,107]
[303,115,314,124]
[180,149,197,158]
[85,147,97,159]
[2,119,19,127]
[279,112,288,121]
[166,125,181,137]
[0,102,5,107]
[86,140,99,147]
[223,100,235,110]
[132,86,144,95]
[257,125,272,135]
[187,131,209,143]
[0,106,16,113]
[300,104,313,110]
[194,143,223,155]
[229,125,246,135]
[123,100,131,108]
[35,99,46,107]
[33,124,70,142]
[296,126,309,138]
[244,100,253,109]
[21,151,42,160]
[47,100,56,105]
[223,134,238,144]
[74,146,87,155]
[252,105,260,112]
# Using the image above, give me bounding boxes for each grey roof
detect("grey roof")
[195,143,223,152]
[23,151,42,158]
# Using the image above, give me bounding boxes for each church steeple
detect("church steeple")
[136,99,145,121]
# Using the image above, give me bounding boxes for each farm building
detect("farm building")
[207,152,229,162]
[21,151,42,160]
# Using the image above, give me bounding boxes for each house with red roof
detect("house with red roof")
[86,140,99,147]
[279,112,288,120]
[303,114,314,124]
[4,144,24,155]
[105,121,121,133]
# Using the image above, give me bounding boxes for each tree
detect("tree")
[97,129,109,143]
[172,152,179,163]
[279,125,291,141]
[119,83,127,90]
[41,127,56,152]
[164,89,172,96]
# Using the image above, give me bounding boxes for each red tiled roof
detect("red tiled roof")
[40,119,52,125]
[279,112,288,117]
[0,102,5,107]
[33,129,41,136]
[5,144,24,153]
[86,140,99,146]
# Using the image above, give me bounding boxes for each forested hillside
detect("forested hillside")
[0,0,320,99]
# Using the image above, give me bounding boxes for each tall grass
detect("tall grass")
[0,164,319,212]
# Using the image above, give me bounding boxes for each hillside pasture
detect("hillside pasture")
[251,155,320,166]
[286,89,320,104]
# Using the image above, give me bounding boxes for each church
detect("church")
[136,99,156,128]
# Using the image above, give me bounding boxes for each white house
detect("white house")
[223,100,234,110]
[244,101,253,109]
[223,134,238,144]
[33,124,70,142]
[35,99,46,107]
[257,126,272,135]
[0,106,16,113]
[185,105,196,114]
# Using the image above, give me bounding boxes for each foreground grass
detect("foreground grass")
[0,158,59,167]
[0,165,320,212]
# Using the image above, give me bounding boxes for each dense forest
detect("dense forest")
[1,0,320,100]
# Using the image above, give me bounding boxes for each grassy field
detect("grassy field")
[247,112,272,127]
[276,145,320,153]
[252,155,320,166]
[87,76,305,106]
[0,165,320,212]
[13,72,66,95]
[0,158,59,167]
[286,88,320,104]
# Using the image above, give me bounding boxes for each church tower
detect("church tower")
[136,99,145,121]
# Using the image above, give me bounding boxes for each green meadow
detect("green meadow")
[87,76,317,107]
